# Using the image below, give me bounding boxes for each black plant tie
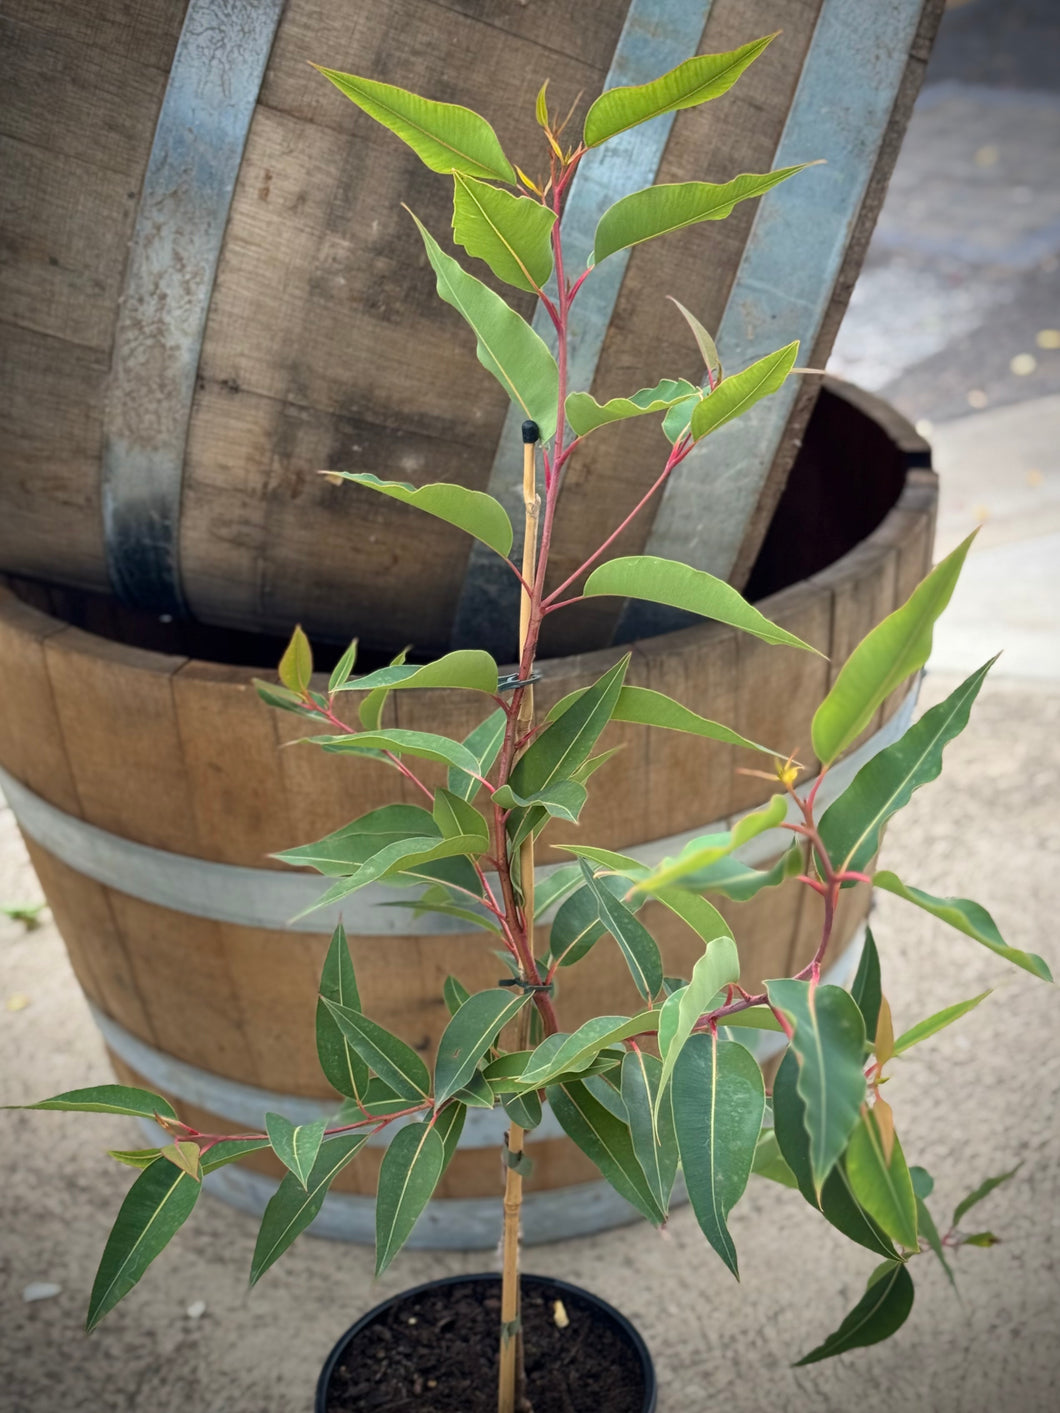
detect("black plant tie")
[497,977,554,993]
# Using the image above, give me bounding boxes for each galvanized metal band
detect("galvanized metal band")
[620,0,929,638]
[0,682,916,935]
[451,0,717,656]
[101,0,286,614]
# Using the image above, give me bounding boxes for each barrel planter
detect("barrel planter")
[0,0,943,657]
[0,382,936,1246]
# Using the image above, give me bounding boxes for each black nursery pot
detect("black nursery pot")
[316,1272,657,1413]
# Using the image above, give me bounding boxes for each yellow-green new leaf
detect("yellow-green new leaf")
[669,297,721,382]
[315,67,516,183]
[408,212,558,439]
[583,35,775,147]
[565,378,698,438]
[452,174,555,292]
[325,474,513,560]
[593,167,809,265]
[689,343,799,441]
[634,794,787,894]
[337,651,499,698]
[278,624,312,694]
[892,990,992,1055]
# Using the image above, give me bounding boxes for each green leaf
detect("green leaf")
[812,534,976,765]
[452,174,555,292]
[250,1132,368,1285]
[582,556,819,653]
[593,167,807,265]
[520,1012,658,1088]
[818,658,997,877]
[909,1165,955,1288]
[384,891,499,935]
[511,657,629,797]
[19,1084,176,1121]
[953,1166,1021,1228]
[87,1159,200,1330]
[408,211,558,440]
[621,1049,678,1214]
[453,1069,495,1109]
[360,645,409,731]
[583,35,775,147]
[264,1113,328,1191]
[961,1230,1001,1247]
[796,1265,915,1365]
[766,981,866,1194]
[548,874,627,969]
[580,861,663,1002]
[442,974,471,1017]
[108,1147,164,1170]
[533,862,584,918]
[319,1000,431,1100]
[315,67,516,183]
[549,683,780,756]
[751,1130,798,1189]
[634,794,788,895]
[375,1121,446,1276]
[432,788,490,849]
[449,708,506,801]
[502,1089,542,1130]
[434,1101,467,1174]
[338,650,500,698]
[278,624,312,694]
[565,377,699,437]
[276,804,438,876]
[772,1052,896,1259]
[311,727,482,776]
[296,832,487,917]
[892,991,992,1055]
[253,679,316,716]
[673,1032,765,1276]
[845,1109,919,1250]
[546,1078,664,1225]
[327,639,358,693]
[316,922,370,1102]
[200,1137,270,1173]
[850,929,882,1044]
[874,872,1051,982]
[689,343,799,442]
[669,297,721,382]
[652,887,731,947]
[331,1080,416,1124]
[434,989,531,1105]
[494,779,587,823]
[324,473,514,560]
[680,844,803,901]
[655,935,740,1108]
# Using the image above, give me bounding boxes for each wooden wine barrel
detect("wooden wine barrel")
[0,383,936,1246]
[0,0,943,656]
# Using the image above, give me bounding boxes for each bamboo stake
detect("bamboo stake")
[498,423,541,1413]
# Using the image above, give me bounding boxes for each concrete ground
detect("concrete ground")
[2,1,1058,1409]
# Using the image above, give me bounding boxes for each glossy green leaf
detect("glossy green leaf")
[108,1147,164,1170]
[311,726,482,775]
[87,1158,200,1330]
[328,639,358,693]
[432,788,490,849]
[409,212,558,439]
[812,534,976,765]
[892,990,992,1055]
[593,167,807,265]
[250,1132,368,1285]
[634,794,787,895]
[851,929,882,1044]
[520,1012,658,1088]
[673,1032,765,1276]
[580,861,663,1001]
[565,377,699,437]
[548,683,780,756]
[359,645,408,731]
[452,174,555,291]
[533,862,584,918]
[772,1052,896,1259]
[264,1113,327,1191]
[818,658,996,877]
[502,1088,542,1130]
[337,651,500,698]
[953,1166,1021,1228]
[909,1165,955,1288]
[319,1000,431,1100]
[655,935,740,1108]
[669,297,722,382]
[582,556,819,653]
[494,779,587,823]
[296,831,487,917]
[278,624,312,695]
[316,68,515,183]
[375,1121,446,1276]
[751,1130,798,1189]
[689,343,799,442]
[19,1084,176,1121]
[874,871,1051,982]
[767,981,866,1194]
[453,1069,495,1109]
[546,1078,664,1225]
[316,922,369,1102]
[675,844,802,901]
[276,804,438,876]
[434,1101,467,1175]
[323,472,515,559]
[652,887,731,947]
[442,974,471,1018]
[448,707,506,801]
[331,1079,416,1123]
[796,1264,915,1365]
[845,1109,919,1250]
[434,989,530,1105]
[583,35,775,147]
[384,890,499,935]
[200,1137,270,1173]
[510,657,628,797]
[547,875,622,968]
[622,1050,678,1214]
[253,679,316,716]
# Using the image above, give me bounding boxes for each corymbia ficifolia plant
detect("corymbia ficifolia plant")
[15,35,1052,1413]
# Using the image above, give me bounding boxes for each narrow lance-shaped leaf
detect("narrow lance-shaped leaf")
[892,990,992,1055]
[673,1032,765,1277]
[361,645,408,730]
[548,683,783,757]
[766,980,866,1194]
[375,1121,446,1276]
[277,804,439,876]
[593,167,809,265]
[751,1130,799,1189]
[316,922,369,1102]
[546,1078,664,1225]
[565,378,698,438]
[323,474,514,561]
[408,211,558,440]
[953,1166,1021,1228]
[547,874,625,969]
[433,989,531,1105]
[520,1011,659,1088]
[874,872,1051,982]
[295,830,487,918]
[448,707,506,801]
[17,1084,177,1121]
[250,1132,369,1285]
[689,342,799,442]
[655,935,740,1110]
[511,656,629,797]
[336,650,499,697]
[621,1049,678,1214]
[87,1158,201,1330]
[315,67,516,183]
[580,861,663,1002]
[264,1113,328,1191]
[494,779,588,824]
[909,1165,955,1289]
[796,1265,915,1366]
[328,639,358,693]
[634,794,788,895]
[845,1108,919,1251]
[582,556,819,654]
[812,533,976,765]
[583,35,775,147]
[309,726,483,776]
[669,297,721,382]
[851,928,882,1044]
[319,1000,431,1100]
[452,174,555,291]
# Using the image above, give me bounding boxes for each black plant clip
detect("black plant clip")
[497,670,541,693]
[497,977,554,993]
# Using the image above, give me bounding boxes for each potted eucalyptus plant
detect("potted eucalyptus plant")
[10,37,1051,1413]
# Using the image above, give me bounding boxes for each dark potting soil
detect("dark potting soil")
[322,1278,647,1413]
